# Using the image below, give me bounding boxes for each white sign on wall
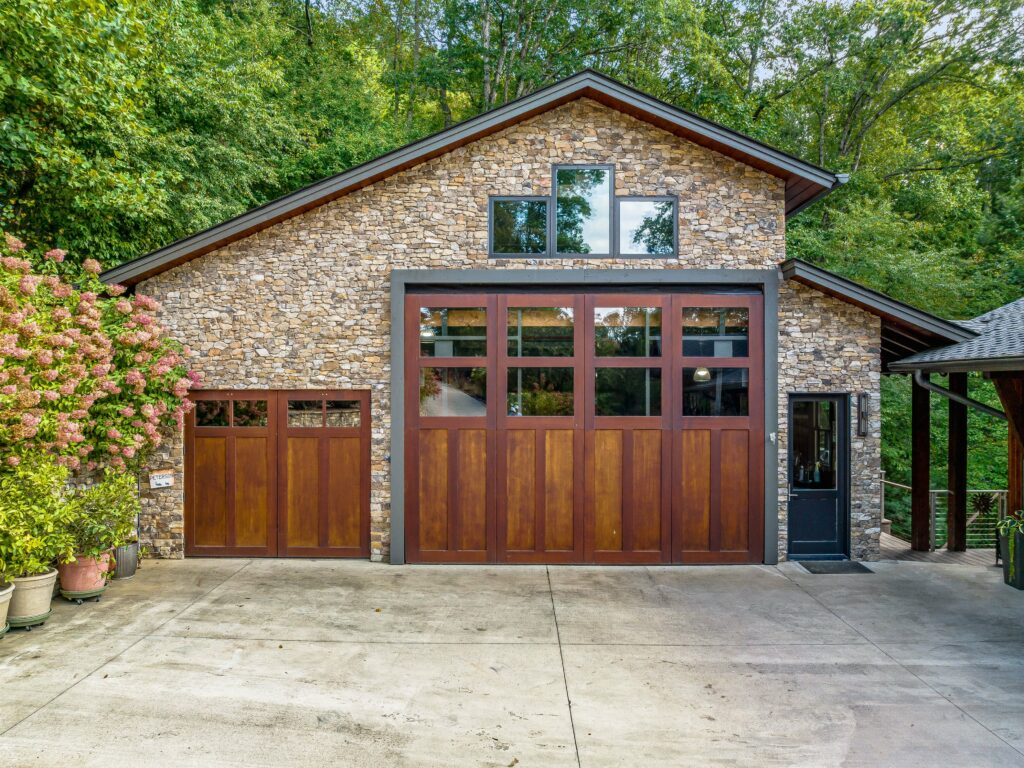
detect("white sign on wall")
[149,471,174,489]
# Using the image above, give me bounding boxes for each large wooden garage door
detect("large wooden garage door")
[405,291,764,564]
[185,390,370,557]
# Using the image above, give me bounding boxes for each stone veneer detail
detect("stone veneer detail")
[777,281,883,560]
[134,97,878,562]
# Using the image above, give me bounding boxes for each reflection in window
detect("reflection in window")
[233,400,268,427]
[618,199,675,255]
[507,368,574,416]
[594,307,661,357]
[508,307,574,357]
[420,307,487,357]
[195,400,229,427]
[288,400,323,427]
[792,400,837,489]
[683,367,748,416]
[595,368,661,416]
[682,308,749,357]
[419,368,487,417]
[491,199,548,254]
[556,167,610,254]
[326,400,361,427]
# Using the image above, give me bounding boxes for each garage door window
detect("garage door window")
[233,400,268,427]
[595,368,662,416]
[195,400,229,426]
[508,307,574,356]
[682,307,749,357]
[507,367,574,416]
[420,307,487,357]
[683,367,749,416]
[594,307,661,357]
[420,367,487,417]
[288,399,323,427]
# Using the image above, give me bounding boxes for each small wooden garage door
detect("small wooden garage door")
[185,390,370,557]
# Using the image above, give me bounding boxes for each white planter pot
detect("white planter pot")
[9,569,57,628]
[0,582,13,635]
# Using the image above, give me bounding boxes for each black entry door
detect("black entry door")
[788,396,848,558]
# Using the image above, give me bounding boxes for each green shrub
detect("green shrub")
[68,471,140,559]
[0,455,76,579]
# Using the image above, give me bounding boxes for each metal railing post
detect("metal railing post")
[929,491,936,552]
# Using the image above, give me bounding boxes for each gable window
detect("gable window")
[490,197,549,256]
[617,197,677,256]
[488,164,677,258]
[555,165,612,255]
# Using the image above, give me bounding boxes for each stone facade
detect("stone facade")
[777,281,883,560]
[135,97,880,562]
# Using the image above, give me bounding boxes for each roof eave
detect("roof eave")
[889,356,1024,374]
[779,258,975,343]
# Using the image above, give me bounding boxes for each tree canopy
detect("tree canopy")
[2,0,1022,508]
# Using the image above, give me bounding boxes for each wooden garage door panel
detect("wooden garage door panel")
[285,437,320,548]
[418,429,449,551]
[631,430,664,552]
[234,436,271,547]
[677,429,712,554]
[504,430,536,552]
[544,430,575,552]
[194,437,228,547]
[327,437,362,549]
[592,430,623,552]
[719,430,750,552]
[455,429,488,552]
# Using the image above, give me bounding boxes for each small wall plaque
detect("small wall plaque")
[149,471,174,489]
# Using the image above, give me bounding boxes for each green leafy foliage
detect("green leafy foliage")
[0,454,76,579]
[67,471,139,559]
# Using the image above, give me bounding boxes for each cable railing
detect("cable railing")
[881,472,1007,551]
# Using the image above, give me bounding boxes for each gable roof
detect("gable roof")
[889,297,1024,373]
[779,259,977,371]
[102,69,843,287]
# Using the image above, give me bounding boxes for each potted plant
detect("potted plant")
[59,471,138,603]
[0,456,76,629]
[997,512,1024,591]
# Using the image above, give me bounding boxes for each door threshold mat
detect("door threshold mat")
[799,561,873,574]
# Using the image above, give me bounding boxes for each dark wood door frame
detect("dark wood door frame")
[786,393,850,560]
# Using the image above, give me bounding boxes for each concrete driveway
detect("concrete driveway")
[1,558,1023,767]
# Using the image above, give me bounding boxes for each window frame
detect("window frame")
[487,195,552,258]
[614,195,679,259]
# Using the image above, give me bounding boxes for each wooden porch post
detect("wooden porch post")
[992,374,1024,515]
[947,373,968,551]
[911,373,931,551]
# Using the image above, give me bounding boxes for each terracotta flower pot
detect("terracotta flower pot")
[0,582,13,636]
[8,569,58,628]
[58,557,106,595]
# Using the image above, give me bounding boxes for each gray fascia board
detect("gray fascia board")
[103,70,839,286]
[888,356,1024,374]
[780,259,975,343]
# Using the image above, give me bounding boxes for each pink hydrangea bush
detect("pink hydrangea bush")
[0,234,198,471]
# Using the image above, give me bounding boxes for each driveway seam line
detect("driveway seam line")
[777,565,1024,759]
[0,558,252,737]
[547,565,582,768]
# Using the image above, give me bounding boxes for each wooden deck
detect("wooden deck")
[879,531,1000,567]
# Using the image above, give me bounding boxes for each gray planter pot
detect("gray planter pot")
[1000,529,1024,591]
[113,541,139,580]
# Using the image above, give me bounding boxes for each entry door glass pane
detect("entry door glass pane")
[595,368,662,416]
[682,367,749,416]
[618,199,675,255]
[682,308,749,357]
[326,400,361,427]
[420,367,487,417]
[288,400,323,427]
[792,400,838,489]
[420,307,487,357]
[195,400,229,427]
[233,400,268,427]
[507,368,574,416]
[594,307,662,357]
[507,307,574,356]
[556,167,611,255]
